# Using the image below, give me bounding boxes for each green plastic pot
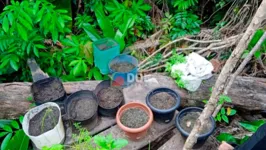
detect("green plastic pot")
[93,38,120,74]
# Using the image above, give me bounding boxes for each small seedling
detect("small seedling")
[41,107,57,133]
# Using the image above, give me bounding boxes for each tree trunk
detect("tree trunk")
[1,75,266,119]
[183,1,266,149]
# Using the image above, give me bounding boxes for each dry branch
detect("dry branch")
[183,1,266,149]
[213,32,266,117]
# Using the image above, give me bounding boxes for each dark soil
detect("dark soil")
[29,106,59,136]
[98,44,112,51]
[120,108,149,128]
[69,98,97,120]
[32,78,65,103]
[150,92,176,109]
[111,62,135,73]
[98,87,124,109]
[180,112,212,134]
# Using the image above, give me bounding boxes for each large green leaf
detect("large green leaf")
[83,24,101,42]
[5,130,29,150]
[10,120,19,130]
[2,16,9,33]
[0,120,11,128]
[239,120,266,132]
[1,133,12,150]
[216,133,237,143]
[16,23,28,41]
[94,2,115,38]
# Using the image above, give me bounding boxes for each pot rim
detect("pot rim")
[108,54,138,74]
[146,87,181,113]
[116,102,153,133]
[65,90,98,121]
[23,102,61,138]
[175,107,216,138]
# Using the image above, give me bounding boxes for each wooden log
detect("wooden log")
[1,74,266,119]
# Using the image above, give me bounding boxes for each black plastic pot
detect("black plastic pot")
[94,80,125,117]
[146,87,181,124]
[65,90,98,130]
[31,77,66,105]
[175,107,216,148]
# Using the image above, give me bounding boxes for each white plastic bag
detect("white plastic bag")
[171,53,213,92]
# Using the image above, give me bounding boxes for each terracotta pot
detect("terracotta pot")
[116,102,153,140]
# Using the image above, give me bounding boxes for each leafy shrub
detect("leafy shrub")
[0,116,30,150]
[0,0,71,81]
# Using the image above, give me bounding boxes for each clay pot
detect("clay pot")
[116,102,153,140]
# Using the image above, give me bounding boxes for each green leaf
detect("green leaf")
[0,132,8,138]
[0,120,11,128]
[83,24,101,42]
[239,120,266,132]
[216,133,237,143]
[93,68,102,80]
[3,125,12,132]
[219,95,232,103]
[222,115,229,123]
[5,130,29,150]
[111,139,128,149]
[216,113,221,122]
[94,2,115,38]
[19,116,24,124]
[17,23,28,41]
[72,61,82,76]
[26,43,31,55]
[64,47,78,54]
[3,16,9,33]
[35,7,45,23]
[10,60,19,71]
[11,121,19,129]
[221,107,226,115]
[228,108,237,116]
[254,51,262,59]
[1,133,12,150]
[94,135,108,149]
[33,46,39,57]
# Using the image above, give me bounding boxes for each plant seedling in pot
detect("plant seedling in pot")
[29,106,59,136]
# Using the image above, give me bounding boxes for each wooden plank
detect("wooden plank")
[158,129,219,150]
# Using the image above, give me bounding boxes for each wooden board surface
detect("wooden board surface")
[158,129,219,150]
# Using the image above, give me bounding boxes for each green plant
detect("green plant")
[41,107,57,133]
[170,12,202,39]
[81,1,138,51]
[172,0,198,10]
[94,134,128,150]
[165,51,186,88]
[242,29,266,59]
[0,116,30,150]
[0,0,71,81]
[71,123,128,150]
[216,120,266,145]
[203,95,236,123]
[42,144,64,150]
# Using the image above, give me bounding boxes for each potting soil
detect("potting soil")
[111,62,135,73]
[150,92,176,109]
[98,87,124,109]
[120,108,149,128]
[69,98,97,120]
[33,79,65,103]
[180,111,212,134]
[29,106,59,136]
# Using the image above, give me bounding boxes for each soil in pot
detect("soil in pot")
[98,44,114,51]
[180,111,212,134]
[111,62,135,73]
[29,106,59,136]
[98,87,123,109]
[120,108,149,128]
[33,79,65,103]
[69,98,97,120]
[150,92,176,109]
